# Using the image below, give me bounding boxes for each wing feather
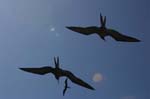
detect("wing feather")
[107,29,140,42]
[64,71,95,90]
[19,66,54,75]
[66,26,99,35]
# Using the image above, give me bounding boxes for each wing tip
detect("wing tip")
[88,86,95,90]
[66,26,74,30]
[116,37,141,42]
[128,38,141,42]
[135,39,141,42]
[90,88,95,90]
[19,68,30,72]
[85,84,95,90]
[19,68,25,71]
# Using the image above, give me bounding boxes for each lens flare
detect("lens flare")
[93,73,103,82]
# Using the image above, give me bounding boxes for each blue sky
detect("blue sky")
[0,0,149,99]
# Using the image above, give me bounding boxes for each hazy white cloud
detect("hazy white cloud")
[93,73,103,83]
[49,26,60,37]
[121,96,136,99]
[50,27,55,32]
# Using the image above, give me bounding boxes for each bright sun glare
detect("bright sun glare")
[93,73,103,83]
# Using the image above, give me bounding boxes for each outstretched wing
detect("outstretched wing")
[64,71,95,90]
[19,66,54,75]
[66,26,99,35]
[107,29,140,42]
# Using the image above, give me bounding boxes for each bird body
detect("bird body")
[19,57,95,90]
[66,13,140,42]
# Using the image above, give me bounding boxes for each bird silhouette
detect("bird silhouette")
[19,57,95,90]
[66,13,140,42]
[63,78,70,96]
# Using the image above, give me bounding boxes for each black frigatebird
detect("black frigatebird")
[19,57,95,90]
[66,13,140,42]
[63,78,70,96]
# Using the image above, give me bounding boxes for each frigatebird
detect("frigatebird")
[19,57,95,90]
[63,78,70,96]
[66,13,140,42]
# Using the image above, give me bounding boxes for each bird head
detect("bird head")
[101,36,106,41]
[55,75,60,84]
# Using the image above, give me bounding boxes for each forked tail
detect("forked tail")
[54,56,60,68]
[100,13,106,28]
